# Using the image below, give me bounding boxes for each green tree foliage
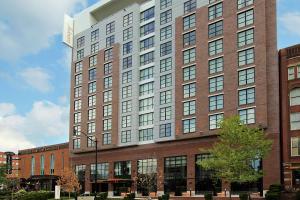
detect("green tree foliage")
[0,164,7,185]
[198,116,272,184]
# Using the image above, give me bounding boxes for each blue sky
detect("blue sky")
[0,0,299,152]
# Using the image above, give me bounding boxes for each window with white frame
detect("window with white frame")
[121,130,131,143]
[139,97,154,111]
[239,87,255,105]
[239,108,255,124]
[290,88,300,106]
[88,82,96,94]
[160,90,172,105]
[104,48,113,61]
[104,62,112,75]
[183,14,196,30]
[103,133,112,145]
[122,85,132,98]
[74,125,81,136]
[103,90,112,103]
[237,9,254,28]
[75,87,82,98]
[209,57,223,74]
[291,112,300,130]
[160,74,172,88]
[140,67,154,81]
[74,112,81,124]
[77,36,85,48]
[208,20,223,38]
[103,105,112,117]
[183,48,196,64]
[88,95,96,107]
[74,100,81,111]
[160,57,172,72]
[88,109,96,120]
[238,48,254,66]
[209,113,224,130]
[123,13,133,27]
[209,95,224,111]
[91,42,99,54]
[209,76,224,93]
[88,122,96,134]
[238,28,254,47]
[139,82,154,96]
[139,113,154,126]
[208,3,223,20]
[183,100,196,116]
[183,118,196,133]
[122,115,131,128]
[89,68,96,81]
[122,71,132,84]
[160,106,172,121]
[87,136,95,147]
[104,76,112,89]
[123,27,133,41]
[183,65,196,81]
[122,100,132,113]
[75,62,82,73]
[91,29,99,42]
[75,74,82,86]
[77,49,84,60]
[139,128,153,141]
[103,119,112,131]
[237,0,254,10]
[239,68,255,86]
[209,39,223,56]
[183,83,196,98]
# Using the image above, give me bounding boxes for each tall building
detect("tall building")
[69,0,280,196]
[0,152,19,179]
[279,44,300,189]
[18,143,69,191]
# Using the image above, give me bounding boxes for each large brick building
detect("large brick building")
[0,152,19,179]
[18,143,69,190]
[279,44,300,189]
[68,0,280,196]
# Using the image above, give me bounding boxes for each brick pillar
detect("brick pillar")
[131,160,138,194]
[157,157,164,196]
[187,154,195,196]
[108,161,114,197]
[85,164,91,193]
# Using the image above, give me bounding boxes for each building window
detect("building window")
[183,118,196,133]
[160,74,172,88]
[139,82,154,96]
[160,9,172,25]
[209,76,224,93]
[87,136,95,147]
[209,57,223,74]
[292,137,300,156]
[122,100,132,113]
[140,22,155,37]
[103,105,112,117]
[160,123,171,138]
[103,133,112,145]
[239,87,255,105]
[122,85,132,98]
[91,42,99,54]
[208,20,223,38]
[139,128,153,141]
[139,97,154,111]
[140,51,154,66]
[50,154,55,175]
[106,35,115,48]
[183,31,196,47]
[183,14,196,30]
[114,161,131,178]
[73,139,80,149]
[238,28,254,48]
[74,100,81,111]
[160,106,172,121]
[183,83,196,98]
[209,95,224,111]
[89,69,96,81]
[89,55,97,68]
[237,0,254,9]
[74,125,81,136]
[290,88,300,106]
[123,56,132,69]
[238,9,254,28]
[239,108,255,124]
[183,48,196,64]
[160,57,172,72]
[139,113,154,126]
[91,29,99,42]
[91,163,109,180]
[103,90,112,103]
[77,49,84,60]
[77,36,85,48]
[140,67,154,81]
[209,39,223,56]
[122,115,131,128]
[160,25,172,41]
[106,21,115,35]
[75,87,82,98]
[291,113,300,130]
[160,0,172,9]
[87,123,96,135]
[40,155,45,175]
[88,108,96,120]
[88,82,96,94]
[123,41,133,55]
[184,0,197,14]
[123,27,133,41]
[104,76,112,89]
[123,13,133,27]
[74,112,81,124]
[239,68,255,86]
[121,130,131,143]
[160,41,172,56]
[75,62,82,73]
[138,159,157,175]
[208,3,223,20]
[209,113,224,130]
[104,48,113,62]
[288,67,295,80]
[140,37,155,51]
[104,62,112,75]
[141,7,155,22]
[160,90,172,105]
[103,119,112,131]
[183,65,196,81]
[238,48,254,66]
[88,95,96,107]
[122,71,132,84]
[183,100,196,116]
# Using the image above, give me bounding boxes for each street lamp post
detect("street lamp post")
[73,129,98,200]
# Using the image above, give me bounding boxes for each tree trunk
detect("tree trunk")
[69,192,71,199]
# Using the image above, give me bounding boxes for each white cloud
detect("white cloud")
[0,103,16,118]
[279,12,300,36]
[20,67,53,93]
[0,101,69,152]
[0,0,87,61]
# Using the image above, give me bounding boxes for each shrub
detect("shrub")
[265,192,280,200]
[204,192,213,200]
[96,192,108,200]
[269,184,282,193]
[14,191,54,200]
[124,192,135,200]
[239,192,248,200]
[159,194,169,200]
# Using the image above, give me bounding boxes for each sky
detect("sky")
[0,0,299,153]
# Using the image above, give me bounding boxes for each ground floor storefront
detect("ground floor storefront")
[283,162,300,189]
[71,137,280,196]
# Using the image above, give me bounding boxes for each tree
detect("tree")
[57,168,80,199]
[197,116,273,197]
[136,173,157,197]
[0,164,7,185]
